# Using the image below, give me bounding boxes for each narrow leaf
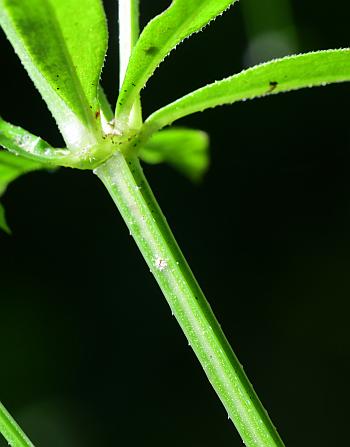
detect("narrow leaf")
[0,117,71,165]
[116,0,238,122]
[144,49,350,132]
[0,203,10,234]
[0,0,108,148]
[139,128,209,182]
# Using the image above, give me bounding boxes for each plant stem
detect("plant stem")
[0,402,34,447]
[118,0,142,129]
[95,152,286,447]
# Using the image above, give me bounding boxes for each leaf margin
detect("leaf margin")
[143,48,350,133]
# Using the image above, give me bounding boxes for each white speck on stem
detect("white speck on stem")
[154,256,167,271]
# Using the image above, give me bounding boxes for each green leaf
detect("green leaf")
[0,203,11,234]
[139,128,209,182]
[0,116,71,165]
[116,0,238,123]
[144,49,350,132]
[0,0,108,149]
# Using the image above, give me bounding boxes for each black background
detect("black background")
[1,1,350,446]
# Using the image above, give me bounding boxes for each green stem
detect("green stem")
[118,0,142,129]
[0,402,34,447]
[95,152,286,447]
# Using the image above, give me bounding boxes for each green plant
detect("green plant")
[0,1,349,446]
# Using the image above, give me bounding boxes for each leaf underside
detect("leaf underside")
[145,49,350,131]
[0,0,108,147]
[140,127,209,182]
[116,0,238,121]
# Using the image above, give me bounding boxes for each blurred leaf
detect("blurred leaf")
[116,0,238,122]
[241,0,298,65]
[140,128,209,182]
[0,150,43,196]
[0,0,108,148]
[145,49,350,131]
[0,203,10,234]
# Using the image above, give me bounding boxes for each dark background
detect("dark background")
[1,1,350,446]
